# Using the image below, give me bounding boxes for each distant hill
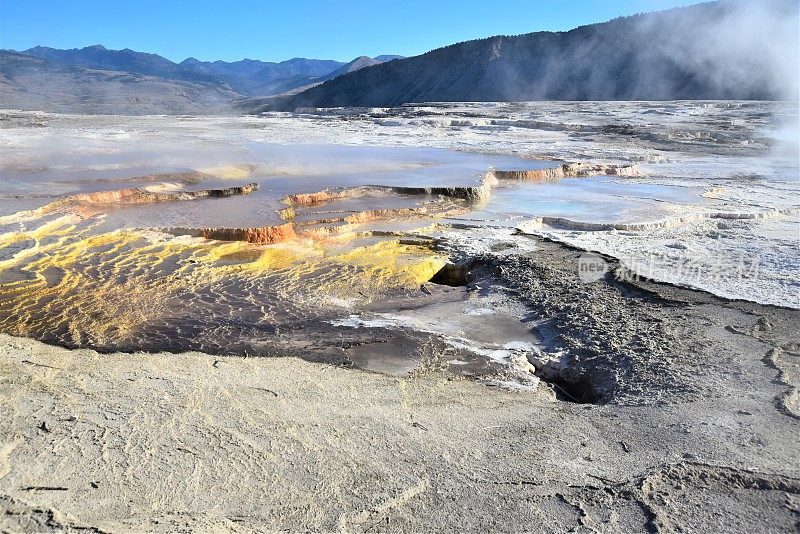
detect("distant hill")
[180,57,271,78]
[246,56,397,96]
[0,50,241,114]
[179,56,346,94]
[257,56,386,96]
[328,56,383,77]
[21,45,219,84]
[263,0,799,111]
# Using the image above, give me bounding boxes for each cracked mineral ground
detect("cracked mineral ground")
[1,101,798,532]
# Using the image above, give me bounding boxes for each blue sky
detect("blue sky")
[1,0,704,63]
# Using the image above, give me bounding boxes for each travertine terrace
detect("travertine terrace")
[1,101,798,532]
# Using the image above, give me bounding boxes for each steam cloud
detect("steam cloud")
[632,0,799,100]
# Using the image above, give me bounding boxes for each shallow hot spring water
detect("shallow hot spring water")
[0,143,702,383]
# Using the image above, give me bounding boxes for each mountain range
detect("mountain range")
[0,45,404,113]
[0,0,796,115]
